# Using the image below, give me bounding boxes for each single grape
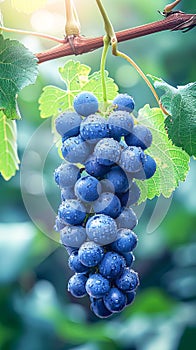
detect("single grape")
[117,182,140,207]
[112,93,135,112]
[115,208,138,230]
[99,251,126,279]
[119,146,143,173]
[110,228,138,253]
[73,91,99,117]
[86,214,118,245]
[58,199,86,225]
[115,268,139,292]
[55,111,82,138]
[94,138,121,166]
[140,153,156,179]
[125,125,152,150]
[68,250,90,273]
[85,154,110,178]
[74,175,102,202]
[54,163,80,188]
[121,252,135,267]
[60,225,87,248]
[61,135,91,163]
[90,298,112,318]
[103,287,127,313]
[61,187,76,201]
[86,273,110,298]
[68,273,88,298]
[80,114,109,143]
[105,166,130,194]
[108,110,134,139]
[78,241,104,267]
[126,291,136,305]
[93,192,121,219]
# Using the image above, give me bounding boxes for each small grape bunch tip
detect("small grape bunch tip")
[53,91,156,318]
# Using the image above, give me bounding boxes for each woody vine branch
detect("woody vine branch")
[36,11,195,64]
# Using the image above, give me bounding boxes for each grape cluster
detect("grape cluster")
[54,91,156,318]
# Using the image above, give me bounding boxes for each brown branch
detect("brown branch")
[36,12,196,64]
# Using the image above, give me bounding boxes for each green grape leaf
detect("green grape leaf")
[0,34,38,119]
[149,75,196,157]
[135,105,190,203]
[0,112,20,180]
[11,0,47,14]
[39,60,118,118]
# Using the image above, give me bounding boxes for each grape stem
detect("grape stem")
[112,43,169,115]
[100,35,110,105]
[96,0,116,107]
[96,0,169,114]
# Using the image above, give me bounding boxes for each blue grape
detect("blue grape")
[85,154,110,178]
[68,273,88,298]
[99,251,126,279]
[121,252,135,267]
[54,163,80,188]
[115,208,138,230]
[112,93,135,113]
[55,111,82,139]
[125,125,152,150]
[103,287,127,313]
[140,153,156,179]
[61,187,76,201]
[93,192,121,219]
[86,214,118,245]
[108,110,134,139]
[94,138,121,166]
[68,250,90,273]
[105,166,130,194]
[110,228,138,253]
[86,273,110,298]
[126,291,136,305]
[78,241,104,267]
[58,199,86,225]
[115,268,139,292]
[73,91,99,117]
[74,175,101,202]
[117,182,140,207]
[60,225,87,248]
[119,146,143,173]
[61,135,91,163]
[131,153,156,180]
[90,298,112,318]
[80,114,109,143]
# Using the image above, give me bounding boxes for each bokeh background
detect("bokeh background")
[0,1,196,349]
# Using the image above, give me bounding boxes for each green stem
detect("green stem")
[100,35,110,104]
[96,0,116,40]
[112,40,169,115]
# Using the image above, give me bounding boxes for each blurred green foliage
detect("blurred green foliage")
[0,1,195,349]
